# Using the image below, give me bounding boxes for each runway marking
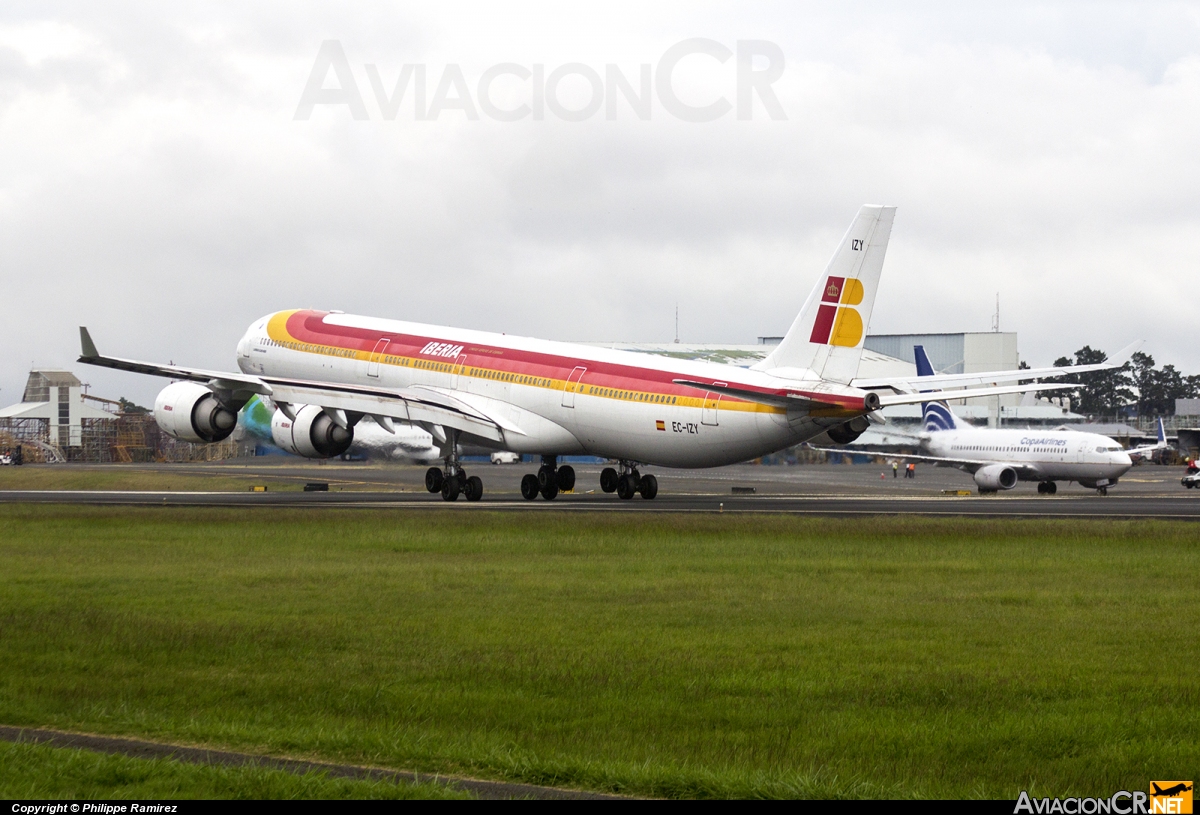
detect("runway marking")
[0,725,626,800]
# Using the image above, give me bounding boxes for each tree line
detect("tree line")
[1047,348,1200,418]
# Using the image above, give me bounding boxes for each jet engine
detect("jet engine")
[270,405,354,458]
[973,463,1018,492]
[154,382,239,443]
[825,415,872,445]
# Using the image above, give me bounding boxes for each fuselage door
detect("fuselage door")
[451,352,465,390]
[366,338,390,378]
[702,382,726,426]
[562,366,587,408]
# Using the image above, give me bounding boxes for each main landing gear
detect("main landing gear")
[521,456,575,501]
[600,462,657,500]
[424,428,483,502]
[1036,481,1058,495]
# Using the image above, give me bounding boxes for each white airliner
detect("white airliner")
[856,345,1137,495]
[78,205,1121,501]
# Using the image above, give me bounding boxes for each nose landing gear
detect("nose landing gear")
[1037,481,1057,495]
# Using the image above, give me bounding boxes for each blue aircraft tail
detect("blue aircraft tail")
[1157,417,1166,444]
[915,344,959,432]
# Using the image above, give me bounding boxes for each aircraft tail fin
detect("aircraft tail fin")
[1157,417,1166,445]
[915,344,960,432]
[755,205,896,383]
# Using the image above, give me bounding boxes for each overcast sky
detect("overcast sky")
[2,1,1198,406]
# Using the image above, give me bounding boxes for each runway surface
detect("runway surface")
[2,461,1197,518]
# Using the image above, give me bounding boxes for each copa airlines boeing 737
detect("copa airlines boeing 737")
[885,345,1136,495]
[78,205,1121,501]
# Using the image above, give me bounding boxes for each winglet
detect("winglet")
[1109,340,1143,367]
[79,327,99,360]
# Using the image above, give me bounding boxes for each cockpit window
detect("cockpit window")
[1096,445,1122,453]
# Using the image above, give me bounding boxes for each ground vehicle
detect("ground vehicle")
[1184,472,1200,489]
[490,451,521,464]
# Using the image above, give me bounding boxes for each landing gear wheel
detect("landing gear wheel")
[616,474,637,500]
[521,474,539,500]
[537,467,554,490]
[1099,487,1108,496]
[556,465,575,492]
[441,475,461,501]
[465,475,483,502]
[638,473,658,500]
[541,482,559,500]
[1046,481,1057,495]
[425,467,444,493]
[600,468,618,493]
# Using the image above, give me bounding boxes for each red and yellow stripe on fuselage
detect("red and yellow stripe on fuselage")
[264,309,827,417]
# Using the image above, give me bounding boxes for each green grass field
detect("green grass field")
[0,465,403,492]
[0,740,467,799]
[0,506,1196,799]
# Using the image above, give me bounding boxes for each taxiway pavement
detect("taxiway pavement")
[1,461,1196,518]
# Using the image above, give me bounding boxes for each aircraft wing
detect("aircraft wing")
[806,444,1041,475]
[852,341,1142,392]
[78,327,508,443]
[873,383,1075,407]
[671,379,1074,413]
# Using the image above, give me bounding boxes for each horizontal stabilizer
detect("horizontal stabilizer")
[876,382,1076,408]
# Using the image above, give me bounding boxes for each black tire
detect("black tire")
[1047,482,1057,495]
[441,475,460,501]
[1099,487,1108,496]
[541,482,559,500]
[520,474,539,500]
[556,465,576,492]
[537,467,554,489]
[465,475,483,502]
[425,467,444,493]
[1036,483,1045,494]
[600,468,618,493]
[616,474,636,500]
[638,473,658,500]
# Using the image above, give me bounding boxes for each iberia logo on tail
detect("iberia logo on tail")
[809,276,865,347]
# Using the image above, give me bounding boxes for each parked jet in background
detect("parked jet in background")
[78,205,1125,501]
[836,345,1134,494]
[237,395,440,463]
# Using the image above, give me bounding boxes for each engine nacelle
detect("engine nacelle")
[154,382,239,443]
[974,463,1018,492]
[826,415,871,445]
[808,415,872,447]
[271,405,353,458]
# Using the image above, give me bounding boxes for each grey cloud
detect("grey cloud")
[1,2,1198,409]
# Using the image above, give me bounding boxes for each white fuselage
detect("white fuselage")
[236,310,865,468]
[924,428,1132,484]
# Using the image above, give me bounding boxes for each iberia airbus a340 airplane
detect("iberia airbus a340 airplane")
[79,205,1100,502]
